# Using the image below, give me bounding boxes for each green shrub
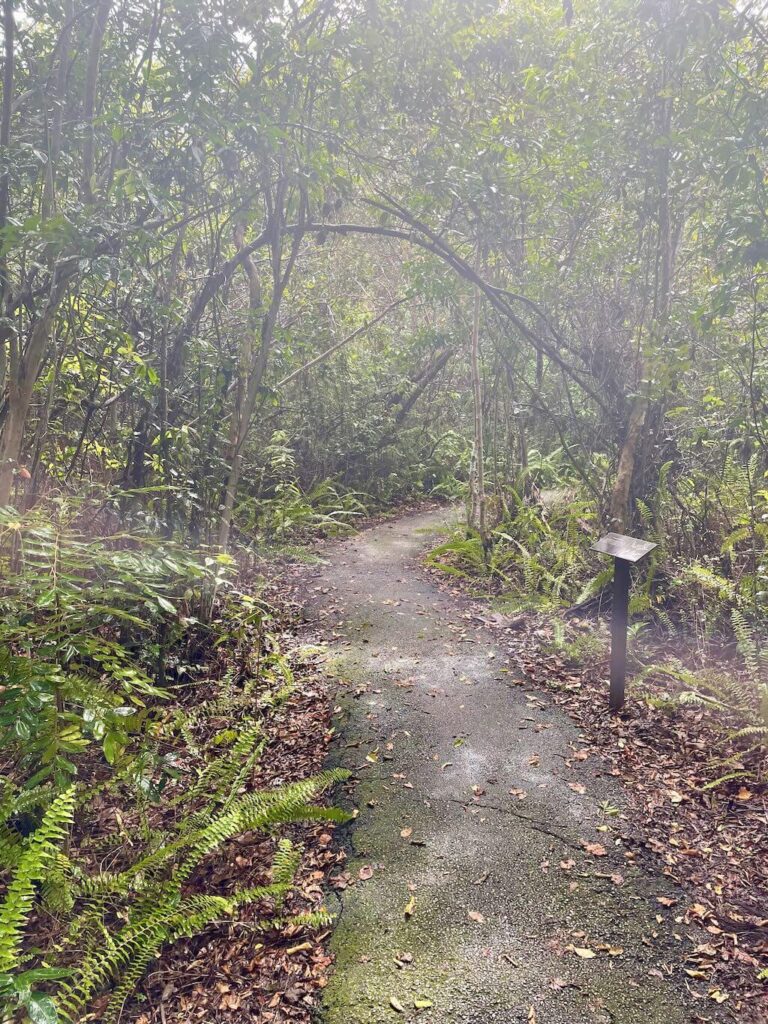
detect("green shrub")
[0,499,219,790]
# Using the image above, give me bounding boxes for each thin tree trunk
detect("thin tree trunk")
[518,413,529,494]
[217,226,262,553]
[0,0,13,243]
[81,0,111,202]
[394,346,453,426]
[217,198,304,550]
[159,328,172,537]
[42,1,73,218]
[217,444,243,553]
[0,266,75,505]
[609,55,674,531]
[0,402,24,507]
[0,0,14,449]
[609,397,648,530]
[28,335,68,501]
[469,273,488,555]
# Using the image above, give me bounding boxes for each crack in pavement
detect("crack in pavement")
[447,797,584,850]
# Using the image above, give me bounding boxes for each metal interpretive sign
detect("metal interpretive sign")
[591,533,658,712]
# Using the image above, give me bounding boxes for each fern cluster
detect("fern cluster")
[0,582,350,1024]
[638,658,768,754]
[0,762,349,1023]
[0,499,218,789]
[427,488,596,610]
[0,788,76,976]
[55,768,348,1023]
[546,620,609,665]
[232,431,367,544]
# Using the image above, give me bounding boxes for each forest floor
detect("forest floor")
[308,507,736,1024]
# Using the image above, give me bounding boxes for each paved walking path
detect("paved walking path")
[310,509,709,1024]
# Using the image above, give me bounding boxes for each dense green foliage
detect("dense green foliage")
[0,0,764,565]
[0,765,347,1023]
[0,548,348,1020]
[0,498,222,786]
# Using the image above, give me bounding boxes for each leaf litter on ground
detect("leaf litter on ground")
[423,559,768,1023]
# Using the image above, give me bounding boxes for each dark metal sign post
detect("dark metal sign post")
[591,533,657,712]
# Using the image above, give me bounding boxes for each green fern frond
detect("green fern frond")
[678,563,735,599]
[656,609,677,635]
[575,567,613,605]
[731,609,761,679]
[41,851,75,913]
[57,908,171,1020]
[272,838,301,888]
[98,883,285,1024]
[61,852,317,1023]
[67,769,350,950]
[0,821,24,871]
[0,786,76,973]
[728,724,768,741]
[700,771,750,791]
[172,721,265,815]
[288,908,335,930]
[636,498,653,526]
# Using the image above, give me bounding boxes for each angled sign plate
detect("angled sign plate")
[591,532,657,564]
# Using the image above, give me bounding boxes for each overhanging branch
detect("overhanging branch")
[165,213,608,414]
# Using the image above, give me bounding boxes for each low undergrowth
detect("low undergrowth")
[232,432,369,546]
[425,489,596,607]
[426,461,768,749]
[0,496,347,1023]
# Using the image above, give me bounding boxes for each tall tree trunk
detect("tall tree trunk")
[42,0,73,218]
[0,268,74,505]
[158,328,172,537]
[0,401,24,507]
[217,194,304,550]
[217,436,244,553]
[217,228,261,552]
[609,51,674,531]
[28,335,67,501]
[0,0,105,507]
[81,0,111,201]
[0,0,14,490]
[609,397,648,530]
[0,0,12,246]
[394,345,453,426]
[469,276,488,554]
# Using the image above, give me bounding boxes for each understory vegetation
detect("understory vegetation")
[427,444,768,760]
[0,501,348,1021]
[0,0,766,1017]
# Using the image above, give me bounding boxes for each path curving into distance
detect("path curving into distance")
[309,508,714,1024]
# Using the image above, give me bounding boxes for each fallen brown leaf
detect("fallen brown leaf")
[582,841,607,857]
